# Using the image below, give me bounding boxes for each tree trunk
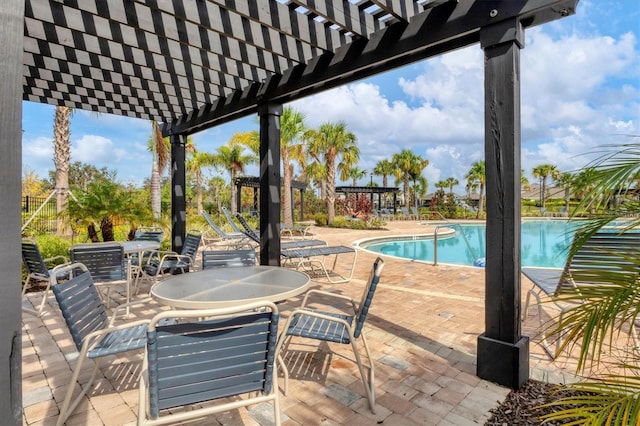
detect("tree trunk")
[150,151,161,220]
[53,106,72,237]
[403,177,410,208]
[477,183,485,219]
[326,159,336,222]
[282,151,293,226]
[195,170,204,214]
[230,171,238,214]
[87,223,99,242]
[100,217,115,241]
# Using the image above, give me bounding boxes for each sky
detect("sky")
[21,0,639,195]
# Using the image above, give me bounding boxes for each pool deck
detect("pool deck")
[21,219,611,425]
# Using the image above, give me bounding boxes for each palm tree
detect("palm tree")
[279,107,307,226]
[231,108,306,226]
[188,150,216,214]
[465,161,486,218]
[532,164,560,208]
[346,166,368,186]
[392,150,429,208]
[374,159,394,188]
[435,180,448,191]
[556,172,574,212]
[53,106,73,236]
[211,144,257,214]
[444,177,459,193]
[305,122,359,222]
[541,142,640,424]
[148,121,170,221]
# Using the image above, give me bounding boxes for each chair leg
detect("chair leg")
[350,333,376,413]
[57,357,102,426]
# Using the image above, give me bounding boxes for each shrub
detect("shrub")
[34,234,72,261]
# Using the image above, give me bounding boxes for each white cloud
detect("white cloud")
[292,22,638,187]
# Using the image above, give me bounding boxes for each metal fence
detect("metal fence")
[22,195,57,235]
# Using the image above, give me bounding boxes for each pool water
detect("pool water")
[362,220,584,268]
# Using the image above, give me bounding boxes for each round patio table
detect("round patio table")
[150,266,310,309]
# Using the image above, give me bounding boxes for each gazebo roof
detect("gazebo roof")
[22,0,576,135]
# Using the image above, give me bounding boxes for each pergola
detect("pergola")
[336,185,400,214]
[1,0,578,421]
[233,176,307,221]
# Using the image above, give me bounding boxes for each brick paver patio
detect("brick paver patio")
[22,220,587,425]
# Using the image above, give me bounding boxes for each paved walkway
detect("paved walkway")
[22,220,586,425]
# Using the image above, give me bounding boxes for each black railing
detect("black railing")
[22,196,57,234]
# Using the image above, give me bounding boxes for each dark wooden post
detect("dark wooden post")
[170,134,187,253]
[0,0,24,422]
[477,18,529,389]
[258,103,282,266]
[299,189,305,221]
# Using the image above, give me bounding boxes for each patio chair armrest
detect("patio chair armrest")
[285,308,354,330]
[81,319,151,353]
[109,297,154,325]
[300,289,354,309]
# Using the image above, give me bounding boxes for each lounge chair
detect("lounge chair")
[138,301,282,425]
[201,210,251,248]
[278,257,384,413]
[21,239,70,316]
[50,263,151,426]
[202,248,257,269]
[522,230,640,358]
[221,206,252,235]
[144,231,202,279]
[280,222,313,240]
[235,213,327,250]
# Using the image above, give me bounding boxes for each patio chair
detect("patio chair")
[235,213,327,250]
[21,239,70,316]
[202,248,256,269]
[280,245,358,283]
[138,301,282,425]
[278,257,385,413]
[70,242,131,308]
[50,263,151,426]
[144,232,202,279]
[522,230,640,358]
[201,210,251,248]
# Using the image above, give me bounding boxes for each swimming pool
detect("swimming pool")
[358,220,584,268]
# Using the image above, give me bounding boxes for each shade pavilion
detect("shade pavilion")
[1,0,579,421]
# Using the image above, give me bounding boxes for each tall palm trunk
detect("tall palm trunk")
[230,171,238,214]
[477,183,485,219]
[403,177,410,208]
[53,106,72,237]
[326,158,336,222]
[282,151,293,225]
[150,149,161,220]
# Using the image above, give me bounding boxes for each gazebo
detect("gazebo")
[336,185,401,214]
[1,0,579,420]
[234,176,307,221]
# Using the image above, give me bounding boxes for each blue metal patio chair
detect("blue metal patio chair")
[70,242,131,308]
[144,231,202,279]
[50,263,151,426]
[21,239,70,316]
[278,257,385,413]
[202,248,256,269]
[137,301,282,425]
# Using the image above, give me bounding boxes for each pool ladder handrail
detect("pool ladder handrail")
[433,223,480,266]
